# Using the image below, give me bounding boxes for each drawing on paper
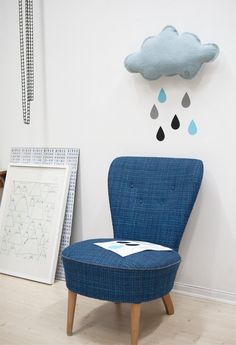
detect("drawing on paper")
[10,147,80,280]
[0,180,58,261]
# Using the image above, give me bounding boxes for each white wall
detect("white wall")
[0,0,235,301]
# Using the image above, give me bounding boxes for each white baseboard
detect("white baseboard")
[173,282,236,305]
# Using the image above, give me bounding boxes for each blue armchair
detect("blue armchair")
[62,156,203,345]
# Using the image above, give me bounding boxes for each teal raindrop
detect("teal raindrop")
[188,120,197,135]
[158,88,166,103]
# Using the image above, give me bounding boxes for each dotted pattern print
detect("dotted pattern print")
[10,147,80,280]
[18,0,34,125]
[150,89,198,141]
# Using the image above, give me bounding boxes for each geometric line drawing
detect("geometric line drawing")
[0,180,58,261]
[10,147,80,280]
[0,164,70,284]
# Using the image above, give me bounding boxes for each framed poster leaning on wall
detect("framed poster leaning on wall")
[0,164,70,284]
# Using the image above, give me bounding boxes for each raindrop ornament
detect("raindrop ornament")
[156,126,165,141]
[188,120,197,135]
[150,105,159,119]
[171,115,180,130]
[181,92,191,108]
[158,88,167,103]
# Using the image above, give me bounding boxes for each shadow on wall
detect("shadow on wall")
[128,53,221,99]
[0,188,3,204]
[177,170,231,290]
[71,165,83,243]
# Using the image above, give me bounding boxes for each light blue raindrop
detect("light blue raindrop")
[158,88,166,103]
[188,120,197,135]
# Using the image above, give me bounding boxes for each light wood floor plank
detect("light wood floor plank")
[0,274,235,345]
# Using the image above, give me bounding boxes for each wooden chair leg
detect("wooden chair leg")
[67,290,77,336]
[131,304,141,345]
[162,293,174,315]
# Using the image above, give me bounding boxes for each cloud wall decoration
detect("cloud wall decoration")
[124,26,219,80]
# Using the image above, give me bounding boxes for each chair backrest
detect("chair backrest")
[108,157,203,251]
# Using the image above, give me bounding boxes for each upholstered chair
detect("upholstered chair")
[62,156,203,345]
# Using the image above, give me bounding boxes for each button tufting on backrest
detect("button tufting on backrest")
[108,156,204,250]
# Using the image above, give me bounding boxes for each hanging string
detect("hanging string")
[18,0,34,125]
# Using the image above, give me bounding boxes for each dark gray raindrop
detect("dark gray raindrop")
[156,126,165,141]
[150,104,159,119]
[181,92,191,108]
[171,115,180,130]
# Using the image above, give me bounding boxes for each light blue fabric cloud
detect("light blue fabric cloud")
[124,26,219,80]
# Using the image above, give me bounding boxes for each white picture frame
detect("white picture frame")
[0,164,70,284]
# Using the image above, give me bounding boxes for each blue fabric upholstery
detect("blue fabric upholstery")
[62,157,203,303]
[109,157,203,251]
[62,238,181,303]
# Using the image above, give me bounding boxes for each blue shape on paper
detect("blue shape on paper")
[158,88,166,103]
[108,244,124,249]
[188,120,197,135]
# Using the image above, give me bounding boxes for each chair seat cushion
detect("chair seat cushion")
[62,238,181,303]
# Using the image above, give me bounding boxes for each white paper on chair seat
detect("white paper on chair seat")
[94,240,172,257]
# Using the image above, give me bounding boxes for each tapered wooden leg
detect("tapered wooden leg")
[67,290,77,336]
[162,293,174,315]
[131,304,141,345]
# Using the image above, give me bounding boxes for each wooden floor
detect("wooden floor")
[0,274,235,345]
